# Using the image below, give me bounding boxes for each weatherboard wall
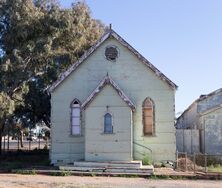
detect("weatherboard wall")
[85,85,132,161]
[50,37,176,164]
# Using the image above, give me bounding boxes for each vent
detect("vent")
[105,46,119,61]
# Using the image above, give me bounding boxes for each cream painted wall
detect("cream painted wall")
[85,85,132,161]
[51,37,176,164]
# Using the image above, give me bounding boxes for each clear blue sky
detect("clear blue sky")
[60,0,222,114]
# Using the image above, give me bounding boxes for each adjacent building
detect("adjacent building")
[176,88,222,155]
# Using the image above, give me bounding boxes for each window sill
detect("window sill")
[101,132,115,135]
[143,134,156,137]
[69,134,83,137]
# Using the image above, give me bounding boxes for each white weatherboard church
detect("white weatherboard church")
[49,28,177,165]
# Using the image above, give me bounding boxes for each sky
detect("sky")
[60,0,222,114]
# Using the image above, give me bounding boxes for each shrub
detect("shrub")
[142,155,152,165]
[15,169,36,175]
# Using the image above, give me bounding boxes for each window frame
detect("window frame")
[70,99,81,136]
[142,97,155,136]
[104,45,119,62]
[103,112,113,134]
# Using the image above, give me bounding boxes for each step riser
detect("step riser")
[59,166,154,174]
[106,169,153,174]
[73,162,142,169]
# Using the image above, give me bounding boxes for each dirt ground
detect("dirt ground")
[0,174,221,188]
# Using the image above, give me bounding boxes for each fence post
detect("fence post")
[29,140,31,151]
[7,126,9,151]
[204,154,207,173]
[176,151,178,169]
[3,135,5,152]
[38,136,40,150]
[194,153,196,173]
[185,152,187,172]
[17,135,19,150]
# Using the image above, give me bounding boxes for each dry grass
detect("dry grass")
[177,158,204,171]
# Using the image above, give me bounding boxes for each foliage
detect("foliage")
[142,155,152,165]
[0,92,14,154]
[208,164,222,173]
[15,169,37,175]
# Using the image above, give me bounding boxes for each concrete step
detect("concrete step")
[59,163,154,175]
[73,161,142,169]
[59,165,153,171]
[105,167,153,174]
[12,169,153,177]
[59,166,106,172]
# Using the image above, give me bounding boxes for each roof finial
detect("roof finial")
[109,23,112,30]
[106,72,109,77]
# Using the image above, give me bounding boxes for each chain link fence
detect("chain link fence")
[176,151,222,173]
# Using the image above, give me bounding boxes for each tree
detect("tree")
[0,92,14,154]
[0,0,105,154]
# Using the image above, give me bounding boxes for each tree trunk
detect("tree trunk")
[20,130,23,148]
[0,123,5,155]
[0,132,2,155]
[7,126,9,151]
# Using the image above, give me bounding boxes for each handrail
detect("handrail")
[133,141,153,162]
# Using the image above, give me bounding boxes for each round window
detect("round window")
[105,46,119,61]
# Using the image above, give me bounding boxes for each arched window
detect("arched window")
[71,99,81,135]
[104,113,113,134]
[143,98,154,135]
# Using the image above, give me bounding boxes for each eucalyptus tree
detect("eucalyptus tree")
[0,0,104,153]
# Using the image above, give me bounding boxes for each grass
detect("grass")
[149,175,186,180]
[208,164,222,173]
[142,155,152,165]
[0,149,50,171]
[15,169,37,175]
[49,171,72,176]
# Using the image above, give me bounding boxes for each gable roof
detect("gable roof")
[49,29,178,93]
[199,104,222,116]
[196,88,222,103]
[177,87,222,121]
[81,74,136,111]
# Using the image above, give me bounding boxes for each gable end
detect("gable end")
[49,29,178,93]
[82,74,136,111]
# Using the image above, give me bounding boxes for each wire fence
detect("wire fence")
[1,137,50,152]
[176,151,222,173]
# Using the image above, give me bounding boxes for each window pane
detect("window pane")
[105,124,112,133]
[145,116,153,124]
[144,124,153,134]
[72,125,80,135]
[144,108,152,115]
[105,116,111,126]
[104,113,112,133]
[72,108,80,117]
[72,117,80,126]
[143,98,154,135]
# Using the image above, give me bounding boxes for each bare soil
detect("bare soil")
[0,174,221,188]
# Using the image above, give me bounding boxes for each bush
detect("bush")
[15,169,36,175]
[142,155,152,165]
